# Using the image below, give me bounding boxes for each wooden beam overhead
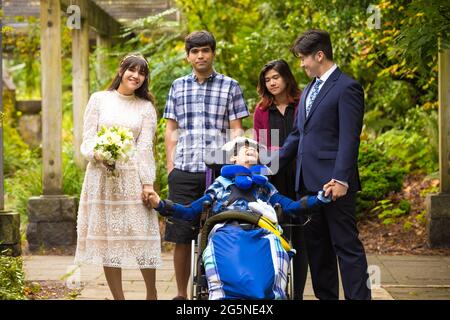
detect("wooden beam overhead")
[3,0,176,25]
[61,0,122,36]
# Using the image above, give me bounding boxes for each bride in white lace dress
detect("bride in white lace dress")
[74,54,161,300]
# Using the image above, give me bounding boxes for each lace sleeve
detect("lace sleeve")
[80,92,100,162]
[136,102,157,185]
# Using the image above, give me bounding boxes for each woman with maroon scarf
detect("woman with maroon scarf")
[253,59,308,299]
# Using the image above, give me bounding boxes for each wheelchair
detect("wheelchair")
[184,151,308,299]
[187,200,298,300]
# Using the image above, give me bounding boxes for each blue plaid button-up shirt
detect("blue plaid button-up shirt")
[163,71,249,172]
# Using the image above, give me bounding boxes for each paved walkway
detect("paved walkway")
[23,253,450,300]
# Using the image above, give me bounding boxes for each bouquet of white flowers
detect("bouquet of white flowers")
[94,126,135,177]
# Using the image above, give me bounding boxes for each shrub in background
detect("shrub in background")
[375,129,437,174]
[357,139,407,217]
[0,252,26,300]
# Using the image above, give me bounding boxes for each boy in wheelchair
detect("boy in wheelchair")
[145,137,331,300]
[146,136,331,222]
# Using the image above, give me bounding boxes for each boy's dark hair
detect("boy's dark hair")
[291,29,333,61]
[185,30,216,53]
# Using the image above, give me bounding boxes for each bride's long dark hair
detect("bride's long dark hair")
[108,53,155,104]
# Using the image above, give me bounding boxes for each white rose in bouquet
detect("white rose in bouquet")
[94,126,135,177]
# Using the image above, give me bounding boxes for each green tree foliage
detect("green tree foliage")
[3,0,447,224]
[396,0,450,77]
[2,17,40,99]
[2,16,74,99]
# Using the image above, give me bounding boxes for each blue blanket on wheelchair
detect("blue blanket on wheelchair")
[202,223,290,300]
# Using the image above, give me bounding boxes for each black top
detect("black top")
[268,104,295,145]
[268,104,297,202]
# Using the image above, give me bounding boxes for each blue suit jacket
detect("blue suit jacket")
[278,67,364,193]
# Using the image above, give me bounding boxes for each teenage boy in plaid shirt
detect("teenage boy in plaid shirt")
[163,30,249,300]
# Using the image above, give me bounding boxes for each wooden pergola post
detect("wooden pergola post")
[438,47,450,194]
[427,42,450,247]
[71,0,90,169]
[26,0,123,251]
[26,0,77,251]
[41,0,63,194]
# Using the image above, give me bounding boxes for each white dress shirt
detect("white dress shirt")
[305,64,337,108]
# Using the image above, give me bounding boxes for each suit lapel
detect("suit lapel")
[305,68,342,125]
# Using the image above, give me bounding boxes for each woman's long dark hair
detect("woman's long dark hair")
[256,59,300,111]
[108,54,155,104]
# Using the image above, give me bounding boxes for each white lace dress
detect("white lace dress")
[74,90,162,269]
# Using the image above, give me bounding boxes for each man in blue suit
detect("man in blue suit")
[278,29,371,300]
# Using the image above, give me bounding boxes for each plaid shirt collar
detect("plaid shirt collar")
[189,69,218,83]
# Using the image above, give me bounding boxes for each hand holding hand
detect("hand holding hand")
[317,190,332,203]
[147,191,161,209]
[323,180,335,199]
[141,185,154,205]
[324,179,347,201]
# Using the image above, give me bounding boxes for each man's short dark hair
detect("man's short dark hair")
[291,29,333,61]
[185,30,216,53]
